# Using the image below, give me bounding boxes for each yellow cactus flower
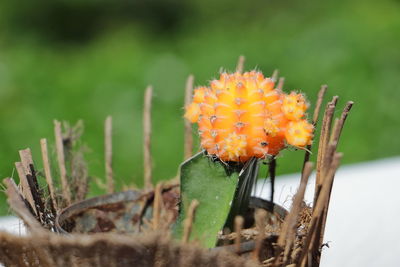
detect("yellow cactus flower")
[282,92,308,121]
[224,133,247,161]
[264,118,280,137]
[285,120,314,147]
[184,102,201,123]
[184,70,314,162]
[193,87,207,103]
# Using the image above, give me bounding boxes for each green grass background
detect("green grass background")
[1,0,400,214]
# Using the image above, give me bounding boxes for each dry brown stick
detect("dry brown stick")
[310,147,338,267]
[234,215,244,254]
[54,120,72,205]
[271,69,278,83]
[15,162,37,216]
[303,85,327,168]
[330,101,354,145]
[319,102,353,216]
[277,77,285,90]
[312,85,328,125]
[307,143,337,259]
[22,154,42,207]
[3,178,44,232]
[318,107,351,230]
[321,142,338,181]
[274,162,313,266]
[316,102,353,248]
[40,138,58,211]
[182,199,199,244]
[315,101,353,215]
[143,86,153,190]
[19,149,47,224]
[252,209,267,262]
[19,149,34,177]
[152,182,163,230]
[184,75,194,160]
[299,218,317,267]
[236,55,245,73]
[316,207,333,254]
[283,162,314,264]
[316,97,337,179]
[105,116,114,194]
[314,97,338,205]
[309,211,325,267]
[299,153,342,267]
[331,95,339,106]
[329,119,339,144]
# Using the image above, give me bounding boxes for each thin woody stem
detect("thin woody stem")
[54,120,71,205]
[277,77,285,90]
[40,138,58,211]
[234,215,244,254]
[271,69,278,83]
[236,55,245,73]
[303,85,327,169]
[182,199,199,243]
[143,86,153,190]
[105,116,114,193]
[184,75,194,159]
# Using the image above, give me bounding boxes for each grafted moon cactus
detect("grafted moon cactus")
[177,69,316,247]
[185,71,314,162]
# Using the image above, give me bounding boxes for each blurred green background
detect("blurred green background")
[1,0,399,214]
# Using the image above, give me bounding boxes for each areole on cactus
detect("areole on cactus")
[184,71,314,162]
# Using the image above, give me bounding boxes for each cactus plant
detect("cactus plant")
[176,70,314,247]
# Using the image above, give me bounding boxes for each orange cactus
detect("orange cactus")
[184,71,314,162]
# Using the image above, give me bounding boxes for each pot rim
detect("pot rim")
[55,190,142,234]
[212,196,288,254]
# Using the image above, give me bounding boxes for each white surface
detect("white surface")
[254,157,400,267]
[0,216,26,235]
[1,157,400,266]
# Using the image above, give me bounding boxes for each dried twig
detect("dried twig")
[236,55,245,73]
[271,70,278,83]
[54,120,71,205]
[234,215,244,254]
[152,182,163,230]
[330,101,354,145]
[277,77,285,91]
[143,86,153,190]
[312,85,328,124]
[303,85,327,168]
[18,149,47,225]
[105,116,114,194]
[329,118,339,144]
[182,199,199,244]
[184,75,194,160]
[15,161,37,216]
[40,138,58,211]
[299,153,342,267]
[314,97,338,204]
[317,102,353,251]
[275,162,313,266]
[252,209,267,262]
[19,149,34,177]
[3,178,44,232]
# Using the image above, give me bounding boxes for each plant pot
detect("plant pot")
[56,186,179,234]
[213,196,287,261]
